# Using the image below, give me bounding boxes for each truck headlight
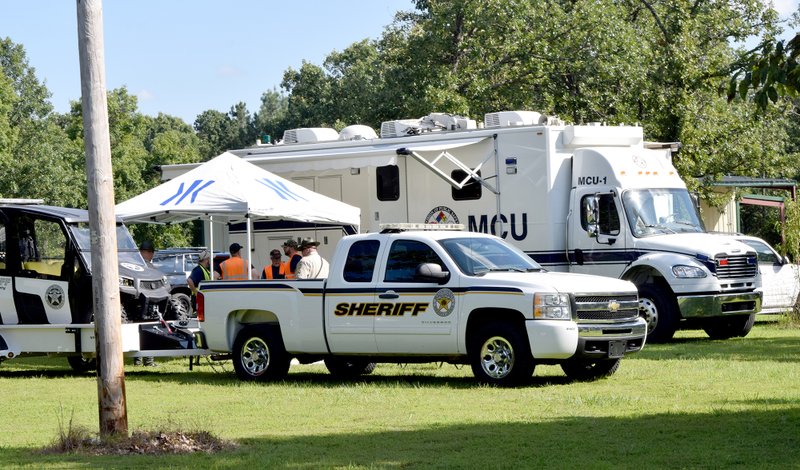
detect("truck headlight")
[162,275,169,287]
[119,276,135,288]
[534,293,571,320]
[672,265,707,278]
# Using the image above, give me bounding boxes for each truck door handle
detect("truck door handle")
[379,291,399,299]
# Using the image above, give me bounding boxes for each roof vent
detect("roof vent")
[484,111,547,128]
[282,127,339,144]
[338,124,378,141]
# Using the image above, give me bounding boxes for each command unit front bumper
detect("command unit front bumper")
[677,291,762,318]
[575,318,647,359]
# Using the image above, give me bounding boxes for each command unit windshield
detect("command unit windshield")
[622,189,704,237]
[439,237,543,276]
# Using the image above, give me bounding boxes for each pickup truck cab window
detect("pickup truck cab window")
[384,239,445,282]
[343,240,379,283]
[439,237,542,276]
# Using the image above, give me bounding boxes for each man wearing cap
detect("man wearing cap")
[187,250,212,310]
[262,249,288,279]
[139,240,156,268]
[295,238,330,279]
[218,242,256,280]
[281,239,302,279]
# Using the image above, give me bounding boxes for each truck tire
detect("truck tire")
[232,325,290,381]
[469,322,534,386]
[702,314,756,339]
[67,356,97,373]
[638,284,679,343]
[166,293,191,321]
[324,357,377,378]
[560,358,621,381]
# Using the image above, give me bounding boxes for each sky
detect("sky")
[0,0,411,124]
[1,0,797,126]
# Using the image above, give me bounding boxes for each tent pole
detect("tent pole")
[246,215,253,280]
[209,215,214,277]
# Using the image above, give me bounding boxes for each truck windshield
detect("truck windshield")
[622,189,704,237]
[439,237,543,276]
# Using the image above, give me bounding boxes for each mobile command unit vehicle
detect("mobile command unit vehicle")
[197,225,646,385]
[0,200,202,371]
[162,110,763,342]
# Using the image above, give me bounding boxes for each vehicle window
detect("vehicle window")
[451,169,482,201]
[153,256,179,273]
[580,194,620,235]
[20,218,67,279]
[384,240,445,283]
[376,165,400,201]
[741,239,778,264]
[440,237,542,275]
[184,254,199,272]
[343,240,379,283]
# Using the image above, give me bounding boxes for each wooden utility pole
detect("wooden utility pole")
[76,0,128,436]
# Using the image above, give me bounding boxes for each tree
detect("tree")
[727,33,800,108]
[253,88,288,144]
[276,0,795,201]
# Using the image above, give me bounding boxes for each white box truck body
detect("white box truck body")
[162,110,762,341]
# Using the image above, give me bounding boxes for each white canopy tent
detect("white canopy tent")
[115,152,360,278]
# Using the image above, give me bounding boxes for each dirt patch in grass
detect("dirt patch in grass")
[42,429,236,456]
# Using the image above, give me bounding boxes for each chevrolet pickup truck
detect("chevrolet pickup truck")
[197,225,647,385]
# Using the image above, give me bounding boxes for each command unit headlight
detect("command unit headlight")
[533,293,571,320]
[672,265,707,278]
[119,276,135,288]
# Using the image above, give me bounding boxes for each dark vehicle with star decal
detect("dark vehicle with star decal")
[197,224,647,385]
[0,200,205,372]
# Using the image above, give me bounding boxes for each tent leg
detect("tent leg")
[246,216,253,280]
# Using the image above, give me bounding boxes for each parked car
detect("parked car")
[734,235,800,315]
[152,247,229,317]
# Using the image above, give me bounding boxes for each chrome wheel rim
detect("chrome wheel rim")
[240,337,270,376]
[480,336,514,379]
[639,298,658,333]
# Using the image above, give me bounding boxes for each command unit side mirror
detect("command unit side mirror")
[416,263,450,284]
[584,195,600,238]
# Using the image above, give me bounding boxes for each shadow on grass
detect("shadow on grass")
[631,334,800,363]
[1,406,797,468]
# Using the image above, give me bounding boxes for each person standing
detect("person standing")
[136,241,157,367]
[282,239,302,279]
[218,243,256,280]
[295,238,330,279]
[262,249,288,279]
[187,250,212,310]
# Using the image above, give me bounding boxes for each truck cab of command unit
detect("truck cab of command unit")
[567,142,761,343]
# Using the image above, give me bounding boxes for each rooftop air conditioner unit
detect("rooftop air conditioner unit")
[282,127,339,144]
[380,118,423,138]
[484,111,547,128]
[338,124,379,141]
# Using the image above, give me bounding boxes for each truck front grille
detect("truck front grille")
[716,255,757,279]
[573,294,639,323]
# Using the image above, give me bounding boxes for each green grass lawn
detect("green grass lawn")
[0,316,798,469]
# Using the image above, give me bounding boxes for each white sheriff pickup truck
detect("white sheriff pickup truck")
[197,225,647,385]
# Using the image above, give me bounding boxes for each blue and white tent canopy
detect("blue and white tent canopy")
[115,152,360,228]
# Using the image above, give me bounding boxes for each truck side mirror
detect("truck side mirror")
[583,196,599,238]
[416,263,450,284]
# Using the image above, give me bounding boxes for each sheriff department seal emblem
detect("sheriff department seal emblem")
[432,288,456,317]
[46,285,65,309]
